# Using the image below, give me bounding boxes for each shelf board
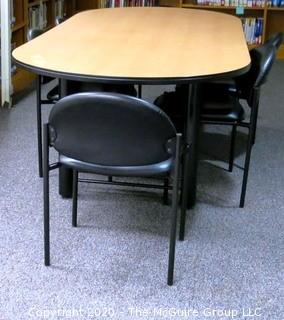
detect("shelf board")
[28,0,50,7]
[248,44,259,49]
[182,4,265,10]
[267,6,284,11]
[12,21,26,32]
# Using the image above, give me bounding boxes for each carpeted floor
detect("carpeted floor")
[0,62,283,320]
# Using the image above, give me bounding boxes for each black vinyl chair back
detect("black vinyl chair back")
[27,28,44,41]
[55,16,66,25]
[266,32,283,50]
[48,93,177,167]
[43,92,182,285]
[235,43,276,106]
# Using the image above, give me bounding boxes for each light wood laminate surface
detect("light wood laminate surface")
[13,7,250,81]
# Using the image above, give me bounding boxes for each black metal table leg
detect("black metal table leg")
[36,75,43,178]
[58,79,73,198]
[184,83,200,208]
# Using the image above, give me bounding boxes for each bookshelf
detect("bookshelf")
[3,1,65,104]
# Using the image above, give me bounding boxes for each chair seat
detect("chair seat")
[59,154,173,177]
[201,93,245,123]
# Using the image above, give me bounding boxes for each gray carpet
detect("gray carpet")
[0,62,283,320]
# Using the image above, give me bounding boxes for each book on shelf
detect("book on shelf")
[55,0,66,19]
[99,0,156,7]
[28,2,48,30]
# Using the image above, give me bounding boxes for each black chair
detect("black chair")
[198,32,283,145]
[27,28,61,182]
[196,42,276,208]
[266,32,283,50]
[195,33,283,104]
[155,42,276,215]
[29,24,138,178]
[43,92,185,285]
[27,29,60,102]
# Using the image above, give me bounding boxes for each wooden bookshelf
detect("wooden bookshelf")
[11,0,74,94]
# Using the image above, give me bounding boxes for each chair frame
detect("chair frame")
[43,100,184,285]
[27,28,60,178]
[198,43,276,208]
[201,87,260,207]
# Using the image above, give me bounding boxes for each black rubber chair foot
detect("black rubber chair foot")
[44,260,50,266]
[179,230,185,241]
[167,279,173,286]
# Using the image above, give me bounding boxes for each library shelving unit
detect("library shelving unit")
[6,1,73,101]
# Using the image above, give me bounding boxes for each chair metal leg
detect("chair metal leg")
[43,124,50,266]
[163,177,169,205]
[239,127,254,208]
[36,75,43,178]
[138,84,142,98]
[167,134,181,286]
[72,170,78,227]
[229,124,237,172]
[179,145,192,241]
[251,101,260,145]
[179,166,189,241]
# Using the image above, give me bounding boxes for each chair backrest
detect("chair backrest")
[55,17,66,25]
[266,33,283,50]
[27,28,44,41]
[235,42,276,106]
[48,93,177,166]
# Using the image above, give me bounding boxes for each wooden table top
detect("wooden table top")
[12,7,250,83]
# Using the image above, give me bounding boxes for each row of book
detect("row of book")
[55,0,65,19]
[196,0,266,6]
[241,17,263,45]
[28,1,65,30]
[267,0,284,6]
[98,0,155,7]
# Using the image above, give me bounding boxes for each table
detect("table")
[12,7,250,207]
